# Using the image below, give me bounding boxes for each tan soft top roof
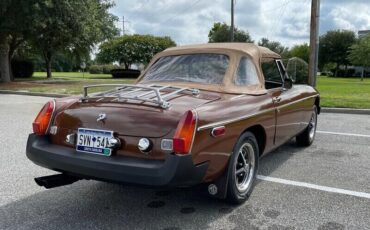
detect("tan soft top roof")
[137,43,281,95]
[164,43,281,59]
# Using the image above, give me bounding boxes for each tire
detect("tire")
[296,105,318,147]
[226,132,259,204]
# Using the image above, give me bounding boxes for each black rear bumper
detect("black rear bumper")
[26,134,208,187]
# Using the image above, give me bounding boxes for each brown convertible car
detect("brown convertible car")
[27,43,319,204]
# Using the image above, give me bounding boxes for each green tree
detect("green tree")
[208,22,253,43]
[32,0,119,78]
[319,30,356,77]
[348,34,370,81]
[258,38,289,58]
[0,0,39,82]
[96,34,176,69]
[289,43,309,63]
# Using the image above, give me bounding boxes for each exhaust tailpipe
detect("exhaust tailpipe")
[34,174,80,189]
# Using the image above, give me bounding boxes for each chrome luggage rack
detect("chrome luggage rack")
[81,84,200,109]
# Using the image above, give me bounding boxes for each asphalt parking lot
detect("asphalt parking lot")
[0,94,369,230]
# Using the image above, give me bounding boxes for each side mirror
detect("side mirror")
[283,78,293,90]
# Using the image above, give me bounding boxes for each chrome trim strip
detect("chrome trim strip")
[230,94,245,100]
[189,109,198,154]
[46,99,56,134]
[197,95,317,131]
[276,95,317,110]
[197,108,275,131]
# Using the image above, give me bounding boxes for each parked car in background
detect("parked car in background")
[27,43,320,204]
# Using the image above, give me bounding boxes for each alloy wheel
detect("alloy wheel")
[234,142,255,193]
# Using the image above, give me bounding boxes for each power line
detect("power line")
[260,0,294,14]
[264,0,310,40]
[265,0,290,39]
[159,0,203,26]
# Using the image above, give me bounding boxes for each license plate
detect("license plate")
[76,128,113,156]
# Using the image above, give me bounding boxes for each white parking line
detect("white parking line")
[257,175,370,199]
[317,130,370,138]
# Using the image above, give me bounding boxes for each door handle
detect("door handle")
[272,97,281,103]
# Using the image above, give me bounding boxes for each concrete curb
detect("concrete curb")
[1,90,370,115]
[321,107,370,115]
[0,90,70,98]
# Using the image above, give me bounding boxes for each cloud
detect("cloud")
[110,0,370,47]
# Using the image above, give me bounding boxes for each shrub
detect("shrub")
[286,57,308,84]
[111,69,141,79]
[89,65,117,74]
[335,69,356,78]
[96,34,176,69]
[11,59,34,78]
[347,69,356,77]
[102,65,115,74]
[89,65,103,74]
[321,71,333,77]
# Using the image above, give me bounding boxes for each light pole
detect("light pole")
[122,16,125,35]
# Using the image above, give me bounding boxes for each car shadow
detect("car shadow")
[0,181,239,230]
[0,141,305,230]
[257,139,308,182]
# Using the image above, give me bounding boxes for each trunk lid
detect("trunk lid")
[54,90,220,138]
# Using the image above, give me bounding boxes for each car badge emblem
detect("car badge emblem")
[97,113,107,122]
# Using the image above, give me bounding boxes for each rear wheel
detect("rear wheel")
[296,106,317,146]
[226,132,259,204]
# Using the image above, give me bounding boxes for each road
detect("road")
[0,94,370,230]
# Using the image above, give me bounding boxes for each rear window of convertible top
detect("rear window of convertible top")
[141,54,229,84]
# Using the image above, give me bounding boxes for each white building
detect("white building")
[358,30,370,38]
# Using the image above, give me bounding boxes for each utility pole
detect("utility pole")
[230,0,234,42]
[308,0,320,87]
[122,16,125,36]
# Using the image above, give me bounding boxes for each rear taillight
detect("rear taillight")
[173,110,197,155]
[32,100,55,135]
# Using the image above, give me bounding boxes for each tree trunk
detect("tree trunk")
[43,50,53,79]
[361,67,364,81]
[0,35,11,83]
[8,50,14,81]
[46,59,52,79]
[335,63,339,77]
[8,37,24,81]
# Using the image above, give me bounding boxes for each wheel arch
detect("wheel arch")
[315,96,320,114]
[241,125,266,156]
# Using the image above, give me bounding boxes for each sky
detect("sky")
[110,0,370,48]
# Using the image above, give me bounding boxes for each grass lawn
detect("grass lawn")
[316,76,370,109]
[0,72,136,95]
[32,71,113,80]
[0,72,369,109]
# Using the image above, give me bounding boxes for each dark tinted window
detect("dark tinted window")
[141,54,229,84]
[262,60,282,83]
